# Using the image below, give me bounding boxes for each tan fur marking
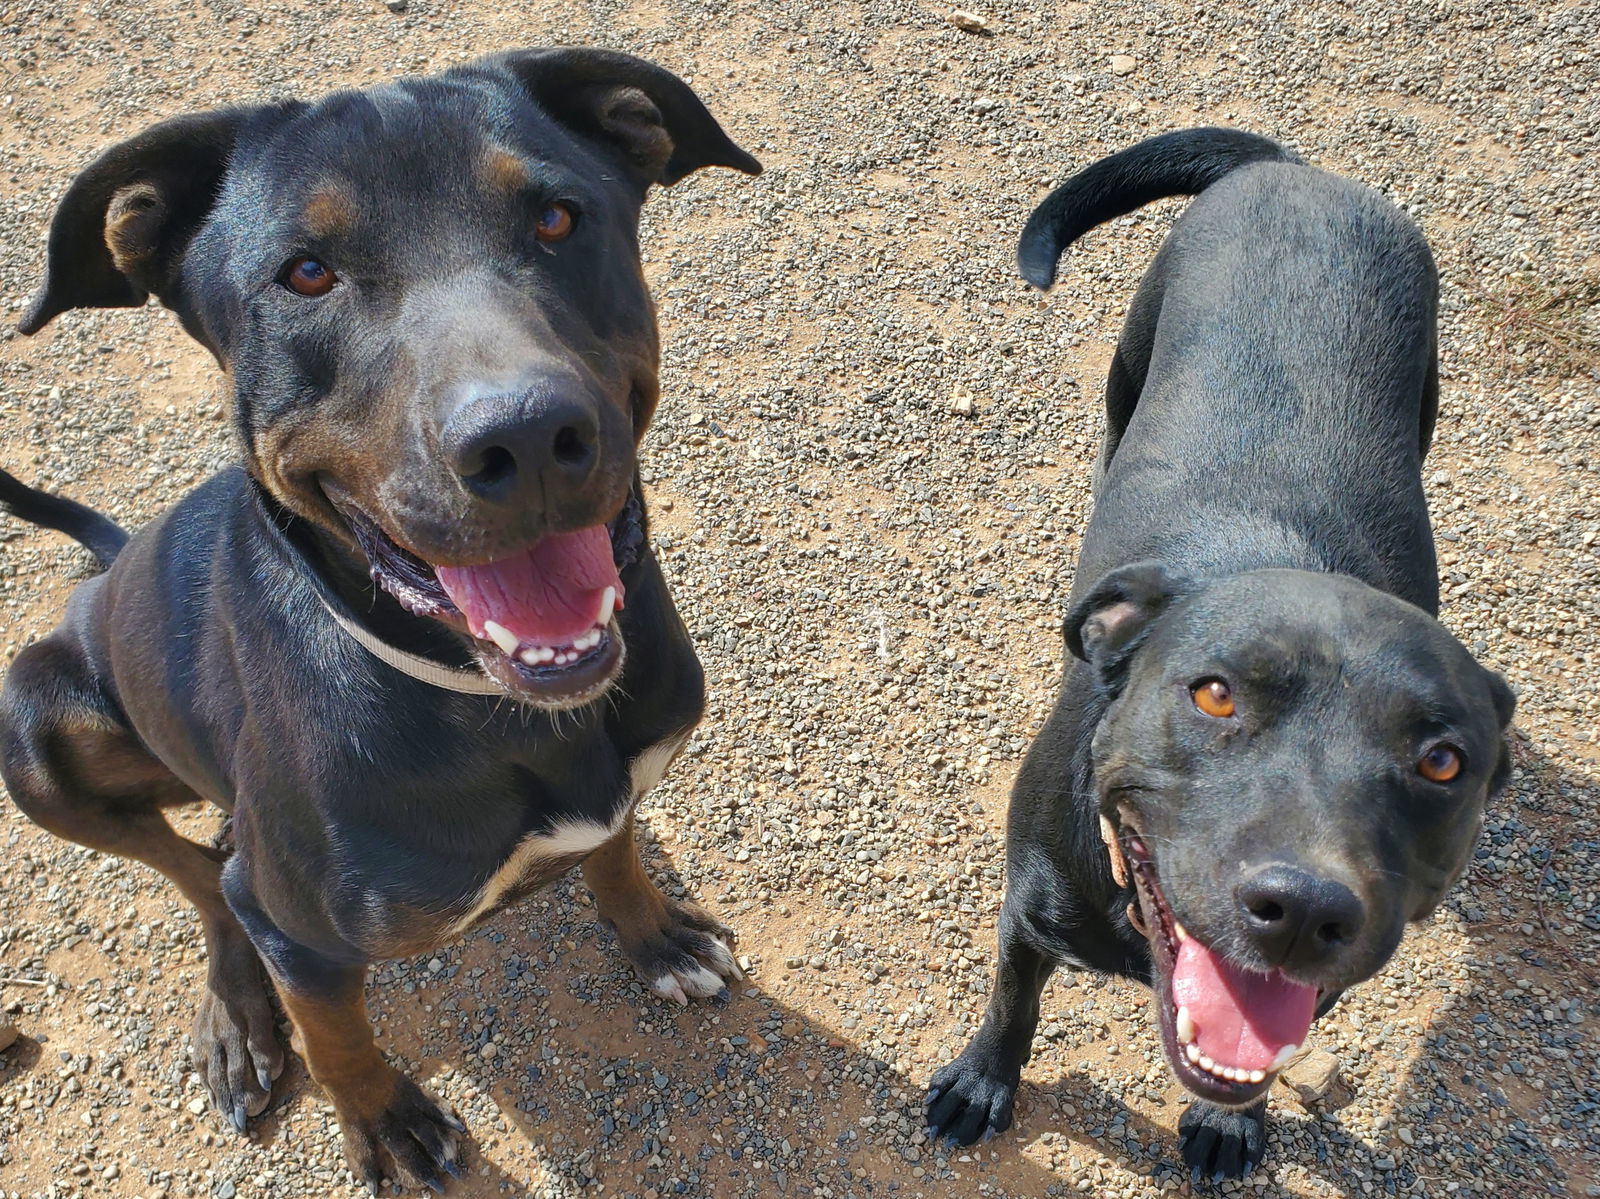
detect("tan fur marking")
[582,813,671,938]
[302,186,358,238]
[481,148,530,194]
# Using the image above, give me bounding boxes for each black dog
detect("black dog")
[0,48,758,1191]
[926,129,1515,1180]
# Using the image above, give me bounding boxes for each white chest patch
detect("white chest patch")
[448,731,690,934]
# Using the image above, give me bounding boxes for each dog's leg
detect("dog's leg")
[1178,1098,1268,1181]
[1,652,283,1128]
[925,903,1056,1145]
[582,813,740,1004]
[268,965,463,1192]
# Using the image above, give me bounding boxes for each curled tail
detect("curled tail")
[1017,127,1301,290]
[0,468,128,570]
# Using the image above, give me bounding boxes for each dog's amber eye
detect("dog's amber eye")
[283,257,337,297]
[535,203,575,243]
[1418,744,1463,783]
[1191,678,1235,718]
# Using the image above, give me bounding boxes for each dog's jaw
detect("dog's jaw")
[333,493,644,708]
[1116,814,1321,1109]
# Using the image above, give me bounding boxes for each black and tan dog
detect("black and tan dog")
[925,129,1515,1179]
[0,48,758,1190]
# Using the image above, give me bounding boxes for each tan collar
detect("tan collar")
[316,592,504,695]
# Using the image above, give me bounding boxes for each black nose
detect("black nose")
[1235,865,1364,972]
[443,390,599,504]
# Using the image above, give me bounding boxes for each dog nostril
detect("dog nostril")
[467,444,517,489]
[1248,900,1285,923]
[1316,920,1346,945]
[552,425,590,467]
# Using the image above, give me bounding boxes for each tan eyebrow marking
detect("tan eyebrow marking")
[481,147,530,194]
[302,185,358,238]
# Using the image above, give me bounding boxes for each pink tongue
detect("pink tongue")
[1170,936,1317,1072]
[435,525,622,648]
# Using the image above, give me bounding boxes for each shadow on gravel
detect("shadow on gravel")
[970,1033,1381,1195]
[0,1030,43,1089]
[201,736,1596,1198]
[245,822,1066,1199]
[1373,733,1598,1199]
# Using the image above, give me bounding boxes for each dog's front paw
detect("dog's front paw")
[1178,1099,1267,1182]
[617,899,741,1004]
[336,1068,466,1194]
[925,1051,1020,1147]
[193,931,286,1132]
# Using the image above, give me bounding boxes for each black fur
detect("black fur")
[1,47,757,1191]
[928,128,1515,1181]
[0,469,127,568]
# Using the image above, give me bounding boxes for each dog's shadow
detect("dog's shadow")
[247,823,1066,1198]
[1371,731,1594,1196]
[239,730,1592,1197]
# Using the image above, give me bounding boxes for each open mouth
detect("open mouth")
[1116,817,1321,1106]
[343,494,643,705]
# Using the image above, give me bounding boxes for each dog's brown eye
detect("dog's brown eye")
[1191,678,1235,718]
[283,256,336,297]
[535,203,575,243]
[1418,744,1463,783]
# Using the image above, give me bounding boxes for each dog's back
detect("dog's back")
[1022,129,1441,613]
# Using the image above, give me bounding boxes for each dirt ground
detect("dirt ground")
[0,2,1596,1198]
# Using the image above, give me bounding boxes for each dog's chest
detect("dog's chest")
[445,732,688,935]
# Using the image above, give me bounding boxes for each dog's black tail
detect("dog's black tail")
[1017,127,1302,290]
[0,469,128,570]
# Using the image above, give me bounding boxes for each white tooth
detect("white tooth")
[536,647,555,664]
[1185,1044,1201,1064]
[1174,922,1188,942]
[1176,1006,1196,1046]
[483,620,520,656]
[1198,1054,1215,1073]
[520,647,543,666]
[597,586,617,626]
[1248,1069,1266,1084]
[1269,1043,1300,1073]
[1227,1067,1243,1082]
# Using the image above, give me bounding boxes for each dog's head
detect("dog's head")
[19,47,760,708]
[1066,563,1514,1106]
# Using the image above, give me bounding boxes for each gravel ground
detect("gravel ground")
[1,2,1597,1198]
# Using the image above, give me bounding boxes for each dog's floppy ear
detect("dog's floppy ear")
[1483,669,1516,731]
[485,47,762,186]
[1481,668,1517,797]
[1065,561,1192,684]
[19,108,274,335]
